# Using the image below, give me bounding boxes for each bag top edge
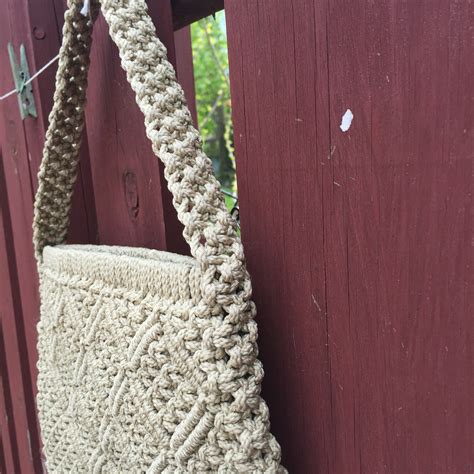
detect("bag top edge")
[40,244,202,302]
[46,244,198,266]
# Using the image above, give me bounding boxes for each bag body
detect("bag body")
[38,245,279,472]
[34,0,283,472]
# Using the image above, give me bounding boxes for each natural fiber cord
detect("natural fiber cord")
[34,0,284,472]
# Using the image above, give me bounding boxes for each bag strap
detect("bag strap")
[34,0,251,305]
[33,1,96,260]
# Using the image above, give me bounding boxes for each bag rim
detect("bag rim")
[41,245,201,302]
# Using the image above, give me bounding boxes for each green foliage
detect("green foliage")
[191,12,236,193]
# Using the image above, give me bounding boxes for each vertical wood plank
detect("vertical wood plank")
[324,1,473,471]
[226,1,333,471]
[0,67,43,474]
[0,150,39,473]
[0,0,41,419]
[84,0,188,255]
[226,0,473,472]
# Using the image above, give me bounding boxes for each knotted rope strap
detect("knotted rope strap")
[33,1,98,260]
[34,0,250,308]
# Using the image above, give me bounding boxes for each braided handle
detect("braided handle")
[33,1,97,260]
[34,0,250,304]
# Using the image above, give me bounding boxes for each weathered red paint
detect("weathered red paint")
[0,150,39,473]
[226,0,473,472]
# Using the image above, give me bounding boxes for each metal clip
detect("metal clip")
[8,43,37,120]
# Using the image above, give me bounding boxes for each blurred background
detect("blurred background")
[191,12,236,208]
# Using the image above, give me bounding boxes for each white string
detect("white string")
[0,87,17,101]
[0,53,60,101]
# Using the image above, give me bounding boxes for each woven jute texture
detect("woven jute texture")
[34,0,284,472]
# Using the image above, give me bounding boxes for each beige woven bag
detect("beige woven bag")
[33,0,284,471]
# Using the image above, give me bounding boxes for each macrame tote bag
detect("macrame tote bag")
[33,0,284,472]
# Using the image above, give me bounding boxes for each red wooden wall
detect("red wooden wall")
[225,0,472,472]
[0,1,195,471]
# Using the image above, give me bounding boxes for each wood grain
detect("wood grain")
[226,0,473,472]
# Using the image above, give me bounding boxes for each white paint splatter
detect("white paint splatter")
[340,109,353,132]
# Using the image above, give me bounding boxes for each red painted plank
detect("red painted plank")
[0,0,39,408]
[0,50,43,474]
[226,1,332,470]
[323,2,473,471]
[84,0,188,255]
[0,150,38,473]
[226,0,473,472]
